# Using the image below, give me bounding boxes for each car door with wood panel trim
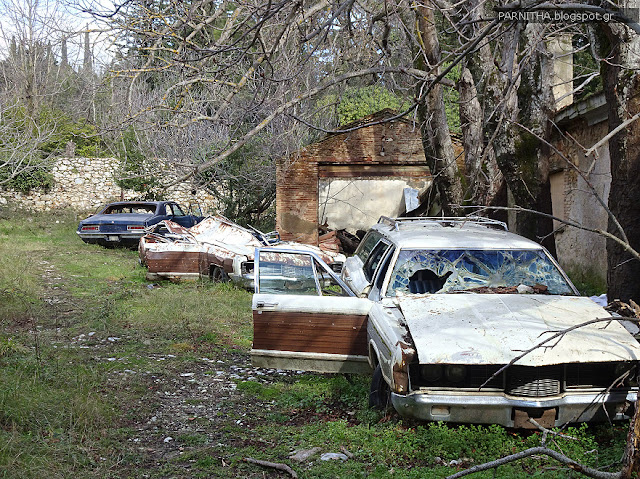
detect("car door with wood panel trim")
[251,248,372,374]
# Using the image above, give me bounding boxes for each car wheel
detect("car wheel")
[210,266,230,283]
[369,365,391,410]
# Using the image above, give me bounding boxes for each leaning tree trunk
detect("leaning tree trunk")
[481,22,557,255]
[599,7,640,475]
[458,0,505,211]
[600,21,640,305]
[413,2,464,216]
[622,402,640,478]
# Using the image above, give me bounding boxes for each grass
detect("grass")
[0,204,633,478]
[566,267,608,297]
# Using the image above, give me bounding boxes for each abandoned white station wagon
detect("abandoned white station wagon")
[251,217,640,428]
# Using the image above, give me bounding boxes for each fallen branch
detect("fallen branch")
[445,446,621,479]
[479,316,627,389]
[244,457,298,478]
[529,418,579,443]
[585,112,640,157]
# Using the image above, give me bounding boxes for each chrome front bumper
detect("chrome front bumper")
[391,389,637,427]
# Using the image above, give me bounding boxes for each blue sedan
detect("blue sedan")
[77,201,203,247]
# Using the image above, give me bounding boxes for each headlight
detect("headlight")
[421,365,443,382]
[445,365,467,383]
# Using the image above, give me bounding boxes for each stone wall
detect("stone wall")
[0,157,220,214]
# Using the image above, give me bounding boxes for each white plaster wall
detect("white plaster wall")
[551,146,611,281]
[318,177,431,232]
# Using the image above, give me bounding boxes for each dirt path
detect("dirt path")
[35,256,306,476]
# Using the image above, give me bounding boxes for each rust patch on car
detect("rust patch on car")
[392,341,416,395]
[513,408,557,429]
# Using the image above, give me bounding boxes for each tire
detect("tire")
[369,364,391,410]
[210,265,230,283]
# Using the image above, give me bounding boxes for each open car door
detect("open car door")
[251,248,372,374]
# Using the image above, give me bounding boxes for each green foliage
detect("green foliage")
[442,62,462,135]
[573,35,603,101]
[0,106,106,193]
[0,107,52,192]
[567,267,607,296]
[0,336,28,358]
[196,141,275,230]
[1,167,54,193]
[331,85,412,125]
[319,73,460,133]
[37,108,106,158]
[115,127,161,196]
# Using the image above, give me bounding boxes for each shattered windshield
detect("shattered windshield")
[386,249,574,296]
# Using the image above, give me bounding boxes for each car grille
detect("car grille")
[507,366,562,397]
[410,362,633,397]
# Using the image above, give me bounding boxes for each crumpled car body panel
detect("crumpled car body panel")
[139,216,345,287]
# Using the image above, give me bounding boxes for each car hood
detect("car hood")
[80,213,154,225]
[396,294,640,366]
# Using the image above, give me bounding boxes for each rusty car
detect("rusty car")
[77,201,202,247]
[138,215,346,287]
[250,216,640,428]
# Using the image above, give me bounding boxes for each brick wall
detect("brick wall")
[276,113,430,244]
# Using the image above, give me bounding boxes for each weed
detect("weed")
[0,205,633,479]
[177,433,209,446]
[567,267,607,296]
[0,336,28,357]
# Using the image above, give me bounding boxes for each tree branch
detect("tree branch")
[445,446,622,479]
[469,205,640,263]
[244,457,298,478]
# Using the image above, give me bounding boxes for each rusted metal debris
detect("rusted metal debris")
[139,215,346,287]
[607,299,640,318]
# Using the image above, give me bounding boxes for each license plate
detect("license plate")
[107,235,119,242]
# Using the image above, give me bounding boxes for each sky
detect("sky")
[0,0,115,70]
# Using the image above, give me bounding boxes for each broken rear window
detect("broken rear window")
[104,204,156,214]
[386,249,574,296]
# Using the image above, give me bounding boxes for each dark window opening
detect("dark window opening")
[408,269,452,294]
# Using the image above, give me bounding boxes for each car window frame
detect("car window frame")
[369,245,396,300]
[168,203,185,216]
[255,247,355,297]
[362,239,392,283]
[355,230,383,263]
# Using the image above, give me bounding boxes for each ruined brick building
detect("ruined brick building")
[276,110,433,245]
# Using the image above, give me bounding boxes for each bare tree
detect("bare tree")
[78,0,640,300]
[0,0,102,186]
[597,0,640,304]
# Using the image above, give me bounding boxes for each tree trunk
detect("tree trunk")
[481,23,556,254]
[458,67,503,208]
[601,23,640,304]
[457,0,504,212]
[413,2,464,216]
[622,399,640,478]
